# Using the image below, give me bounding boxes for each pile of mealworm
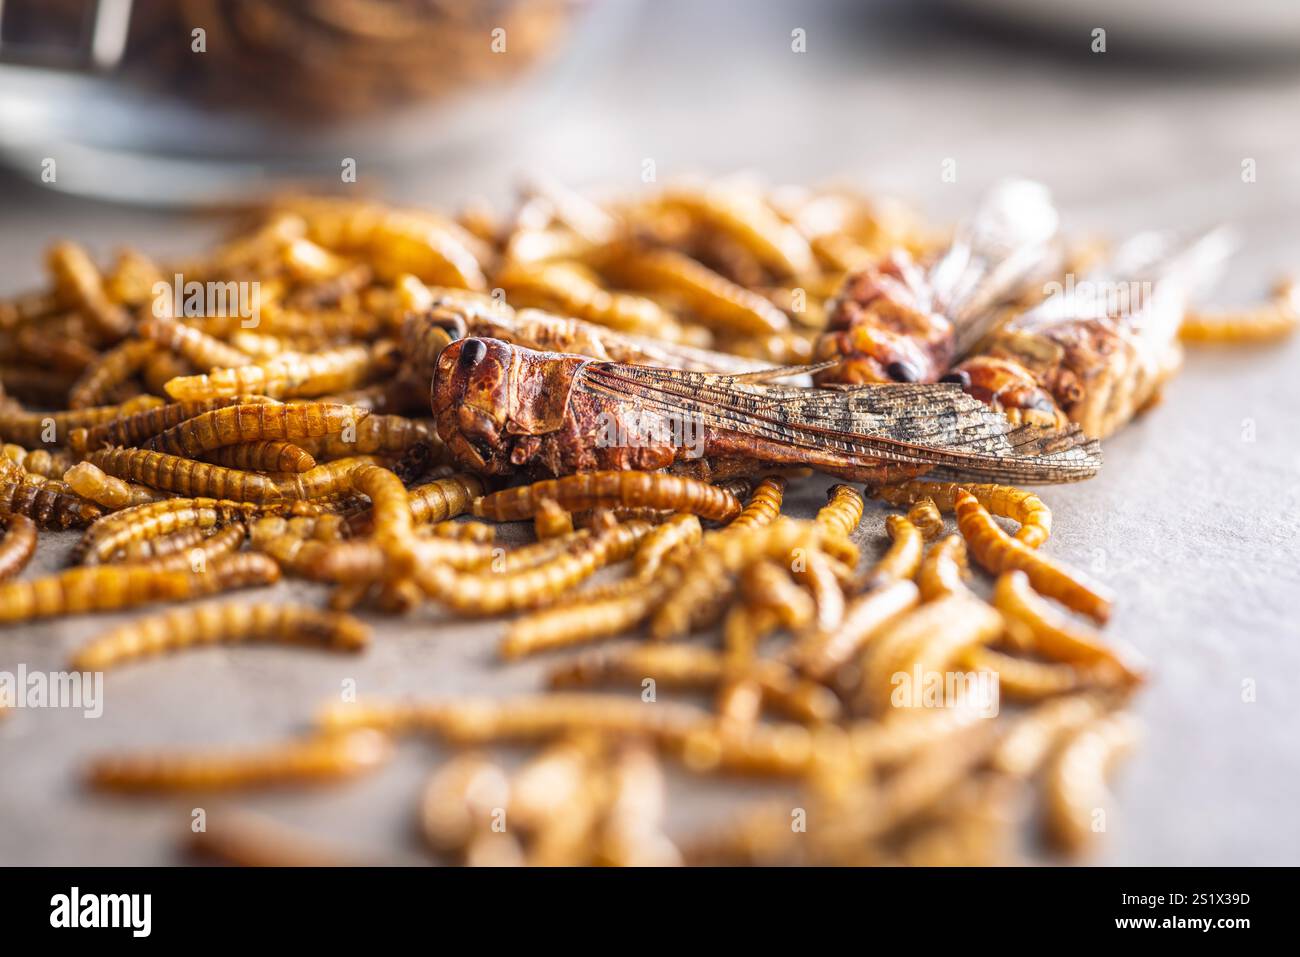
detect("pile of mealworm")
[0,178,1293,867]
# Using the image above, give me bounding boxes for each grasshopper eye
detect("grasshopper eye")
[458,338,488,370]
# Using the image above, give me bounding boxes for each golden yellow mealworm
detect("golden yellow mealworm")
[112,525,209,563]
[0,552,279,624]
[164,344,376,400]
[68,340,156,409]
[990,692,1113,778]
[137,317,254,370]
[854,594,1003,716]
[118,522,246,574]
[916,534,973,602]
[62,462,166,510]
[660,184,817,278]
[0,512,37,581]
[993,570,1143,684]
[86,729,392,793]
[46,241,132,341]
[497,260,678,336]
[428,519,495,543]
[295,414,435,458]
[205,440,317,473]
[962,646,1090,700]
[815,483,864,540]
[859,514,923,589]
[71,602,370,671]
[78,497,276,564]
[784,578,920,681]
[1181,283,1297,343]
[875,480,1052,549]
[906,497,945,541]
[794,549,847,634]
[342,474,482,536]
[2,444,74,478]
[1044,713,1139,855]
[272,455,382,501]
[499,583,667,659]
[72,396,275,453]
[955,490,1112,623]
[741,560,816,630]
[533,497,574,539]
[473,471,742,524]
[88,447,284,502]
[0,402,133,447]
[350,464,417,574]
[144,402,362,457]
[419,520,652,615]
[419,753,515,861]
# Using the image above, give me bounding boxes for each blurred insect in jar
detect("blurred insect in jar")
[814,179,1061,385]
[950,227,1236,438]
[429,337,1101,486]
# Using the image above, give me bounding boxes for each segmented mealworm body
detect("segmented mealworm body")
[815,483,864,540]
[273,456,381,500]
[46,241,132,341]
[993,570,1141,683]
[72,396,274,453]
[741,560,816,630]
[962,646,1090,700]
[875,480,1052,548]
[79,496,280,563]
[0,403,132,447]
[906,497,945,540]
[533,497,573,539]
[89,447,283,502]
[954,490,1112,622]
[854,595,1003,716]
[86,729,392,793]
[322,693,708,746]
[784,578,920,681]
[1044,713,1138,855]
[0,472,104,528]
[916,534,972,602]
[725,476,784,530]
[112,525,208,563]
[71,602,370,671]
[429,519,495,543]
[991,693,1112,778]
[0,552,279,623]
[341,475,483,535]
[1181,284,1297,343]
[205,441,317,473]
[138,316,254,370]
[0,512,37,581]
[859,514,923,589]
[599,246,790,336]
[164,345,375,400]
[419,521,652,615]
[631,512,702,578]
[351,464,417,574]
[473,471,742,523]
[295,414,434,457]
[110,522,244,575]
[498,260,678,336]
[62,462,165,509]
[68,339,155,409]
[144,402,362,457]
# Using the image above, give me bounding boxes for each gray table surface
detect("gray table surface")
[1,1,1298,865]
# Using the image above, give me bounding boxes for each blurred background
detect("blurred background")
[1,0,1298,865]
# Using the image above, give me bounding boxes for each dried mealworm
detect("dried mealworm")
[137,317,254,370]
[473,471,742,523]
[815,483,865,540]
[1181,282,1297,343]
[598,246,789,336]
[784,578,920,681]
[993,570,1142,683]
[144,401,362,457]
[0,512,37,581]
[853,594,1003,716]
[112,525,209,563]
[68,340,155,409]
[205,440,317,473]
[875,480,1052,548]
[78,497,276,564]
[86,729,392,793]
[499,582,668,659]
[726,475,785,529]
[794,549,847,634]
[62,461,165,510]
[0,472,104,529]
[351,464,417,574]
[71,602,370,671]
[0,552,279,623]
[295,414,434,458]
[428,519,495,543]
[955,490,1112,623]
[859,514,923,589]
[741,560,816,630]
[498,260,678,336]
[419,753,515,860]
[962,646,1092,701]
[916,534,973,602]
[46,241,132,341]
[1044,713,1139,855]
[419,520,652,616]
[533,497,574,539]
[164,345,376,400]
[88,447,283,502]
[0,402,132,447]
[906,497,945,541]
[72,396,275,453]
[118,522,246,574]
[991,692,1113,778]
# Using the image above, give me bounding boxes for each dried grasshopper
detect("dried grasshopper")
[953,228,1236,437]
[815,180,1061,384]
[431,337,1101,486]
